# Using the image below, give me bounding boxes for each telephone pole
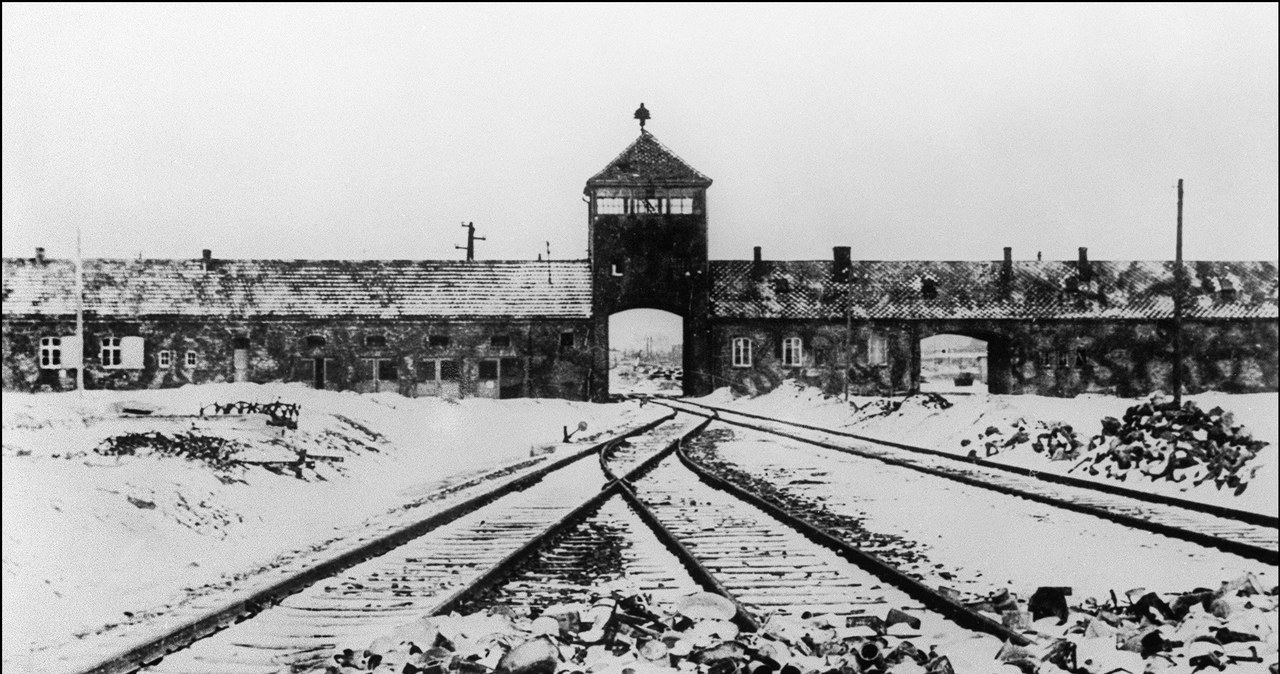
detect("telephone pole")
[455,222,486,261]
[1172,179,1184,406]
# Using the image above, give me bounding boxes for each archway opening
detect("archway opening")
[609,309,683,397]
[920,334,989,394]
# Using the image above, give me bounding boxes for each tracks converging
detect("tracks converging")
[80,400,1277,674]
[651,397,1279,565]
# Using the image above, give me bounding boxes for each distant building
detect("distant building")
[4,116,1277,398]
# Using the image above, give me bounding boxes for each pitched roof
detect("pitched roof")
[585,131,712,189]
[2,258,593,320]
[710,259,1279,321]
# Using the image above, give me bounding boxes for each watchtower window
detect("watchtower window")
[596,197,625,214]
[669,197,694,214]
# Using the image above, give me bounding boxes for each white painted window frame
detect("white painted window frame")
[732,338,752,368]
[781,337,803,366]
[158,350,173,368]
[39,337,62,368]
[101,337,123,368]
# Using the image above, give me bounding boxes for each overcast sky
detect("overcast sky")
[3,3,1277,263]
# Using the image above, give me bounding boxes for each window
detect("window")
[637,198,662,214]
[428,334,450,348]
[921,278,938,300]
[158,350,173,368]
[103,336,144,369]
[101,337,123,367]
[781,337,803,366]
[440,360,461,381]
[478,359,499,379]
[489,334,510,349]
[732,338,752,367]
[669,197,694,214]
[596,197,626,214]
[773,278,791,293]
[39,337,62,368]
[377,359,397,381]
[232,336,250,350]
[304,335,326,348]
[419,360,438,381]
[868,335,888,365]
[560,331,575,348]
[186,351,198,367]
[610,261,625,277]
[365,335,387,348]
[1040,350,1056,369]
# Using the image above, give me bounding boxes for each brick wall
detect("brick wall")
[2,317,594,398]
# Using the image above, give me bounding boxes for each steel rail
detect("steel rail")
[83,412,677,674]
[430,416,715,617]
[651,399,1278,565]
[663,397,1278,529]
[670,441,1032,646]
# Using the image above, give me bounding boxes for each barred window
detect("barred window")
[158,350,173,368]
[39,337,62,368]
[781,337,803,366]
[186,351,198,367]
[732,338,752,367]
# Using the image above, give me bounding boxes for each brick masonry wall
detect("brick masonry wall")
[708,318,1278,397]
[2,317,594,398]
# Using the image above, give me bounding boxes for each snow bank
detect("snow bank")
[696,383,1279,516]
[2,383,657,668]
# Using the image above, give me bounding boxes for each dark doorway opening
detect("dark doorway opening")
[313,357,326,390]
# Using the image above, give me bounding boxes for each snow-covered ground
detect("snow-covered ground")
[1,383,660,670]
[697,382,1279,516]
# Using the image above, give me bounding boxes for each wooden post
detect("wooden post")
[1173,179,1184,406]
[76,227,85,395]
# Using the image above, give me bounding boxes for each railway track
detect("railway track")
[650,398,1279,564]
[79,413,690,674]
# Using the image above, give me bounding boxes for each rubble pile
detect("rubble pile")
[1078,399,1269,494]
[313,590,960,674]
[94,431,244,470]
[954,397,1269,493]
[968,573,1278,674]
[960,420,1084,461]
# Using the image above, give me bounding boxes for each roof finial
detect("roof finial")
[634,102,650,130]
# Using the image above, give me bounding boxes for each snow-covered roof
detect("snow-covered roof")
[710,259,1279,320]
[585,131,712,189]
[2,258,593,319]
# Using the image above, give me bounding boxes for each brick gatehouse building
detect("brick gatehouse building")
[4,118,1277,400]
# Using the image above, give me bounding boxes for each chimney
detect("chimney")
[999,247,1013,295]
[35,247,45,264]
[1078,247,1091,283]
[833,246,852,282]
[750,246,765,280]
[201,249,213,271]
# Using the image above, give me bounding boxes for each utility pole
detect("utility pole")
[76,227,85,395]
[1172,179,1184,406]
[455,222,486,261]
